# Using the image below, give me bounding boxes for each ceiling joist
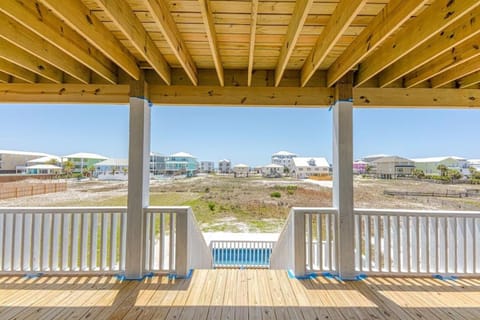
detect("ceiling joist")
[458,71,480,88]
[0,38,63,83]
[379,6,480,87]
[431,55,480,88]
[39,0,140,80]
[356,0,480,87]
[143,0,197,86]
[301,0,367,87]
[199,0,224,87]
[405,37,480,88]
[327,0,427,87]
[0,1,117,84]
[0,12,90,83]
[247,0,259,87]
[0,71,10,83]
[96,0,171,85]
[275,0,314,87]
[0,58,36,83]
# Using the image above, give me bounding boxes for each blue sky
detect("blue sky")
[0,104,478,166]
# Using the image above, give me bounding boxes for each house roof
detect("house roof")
[170,152,195,158]
[27,164,62,170]
[412,156,466,163]
[27,156,62,164]
[0,150,49,157]
[95,159,128,167]
[372,156,413,163]
[264,164,284,168]
[64,152,108,160]
[272,151,297,157]
[1,1,479,109]
[293,157,329,167]
[233,164,249,168]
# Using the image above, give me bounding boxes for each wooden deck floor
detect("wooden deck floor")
[0,270,479,320]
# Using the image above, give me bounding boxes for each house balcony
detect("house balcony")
[1,206,479,319]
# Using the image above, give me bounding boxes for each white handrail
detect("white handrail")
[270,207,338,276]
[354,208,480,275]
[0,207,126,274]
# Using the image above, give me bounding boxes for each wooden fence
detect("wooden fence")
[384,189,480,198]
[0,182,67,200]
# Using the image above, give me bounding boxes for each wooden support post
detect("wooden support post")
[125,75,151,279]
[292,210,306,276]
[333,72,356,280]
[175,211,188,277]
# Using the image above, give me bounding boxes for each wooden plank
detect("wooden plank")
[96,0,170,85]
[327,0,427,87]
[301,0,367,87]
[39,0,140,80]
[405,37,480,87]
[356,0,480,86]
[0,13,90,83]
[0,84,129,104]
[206,269,227,320]
[234,270,249,320]
[0,71,10,83]
[379,6,480,87]
[431,55,480,88]
[0,0,117,84]
[247,0,259,87]
[274,0,314,87]
[256,270,275,320]
[458,71,480,88]
[0,39,63,83]
[246,269,263,320]
[354,87,480,108]
[179,269,209,320]
[144,0,197,86]
[198,0,224,86]
[164,273,196,320]
[0,58,36,83]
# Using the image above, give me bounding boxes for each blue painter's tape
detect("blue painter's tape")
[115,272,154,281]
[321,272,367,281]
[133,96,153,107]
[287,269,317,280]
[25,272,43,279]
[433,274,458,281]
[169,269,194,280]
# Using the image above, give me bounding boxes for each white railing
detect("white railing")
[270,207,337,276]
[144,206,212,275]
[0,207,126,274]
[355,209,480,276]
[210,240,275,268]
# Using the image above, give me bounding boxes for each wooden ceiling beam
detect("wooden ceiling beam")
[458,71,480,88]
[405,37,480,88]
[430,55,480,88]
[247,0,259,87]
[39,0,140,81]
[198,0,224,86]
[0,58,36,83]
[0,71,10,83]
[327,0,427,87]
[379,6,480,87]
[0,13,90,83]
[301,0,367,87]
[96,0,170,85]
[0,1,117,84]
[275,0,314,87]
[0,38,63,83]
[143,0,197,86]
[356,0,480,87]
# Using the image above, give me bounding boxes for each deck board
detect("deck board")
[0,270,479,320]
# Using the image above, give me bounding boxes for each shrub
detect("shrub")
[270,191,281,198]
[208,202,216,211]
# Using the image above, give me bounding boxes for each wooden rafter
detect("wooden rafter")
[39,0,140,81]
[379,6,480,88]
[0,1,117,84]
[0,13,90,83]
[301,0,367,87]
[0,58,36,83]
[95,0,171,85]
[275,0,314,87]
[247,0,259,87]
[405,37,480,88]
[198,0,224,86]
[327,0,427,87]
[144,0,197,86]
[431,55,480,88]
[0,71,10,83]
[356,0,480,87]
[458,71,480,88]
[0,38,63,83]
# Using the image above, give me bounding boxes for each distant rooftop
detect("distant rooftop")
[234,164,249,168]
[95,159,128,167]
[64,152,108,160]
[272,151,297,157]
[170,152,195,158]
[27,156,63,164]
[412,156,466,163]
[293,157,329,167]
[0,149,50,157]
